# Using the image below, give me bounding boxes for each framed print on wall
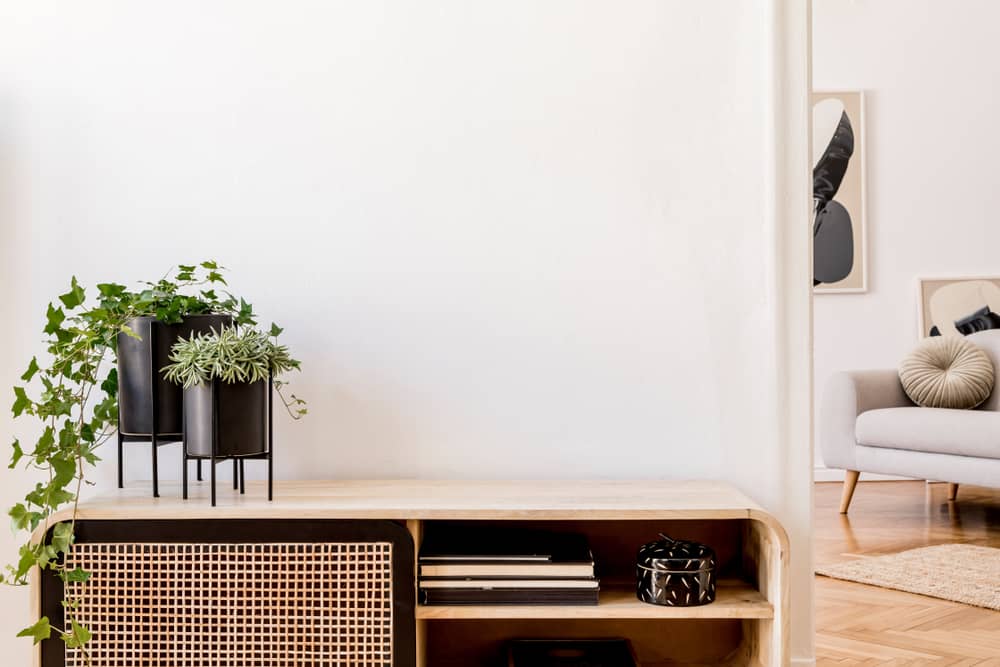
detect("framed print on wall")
[918,276,1000,338]
[812,90,867,293]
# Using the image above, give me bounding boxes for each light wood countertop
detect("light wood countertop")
[51,479,775,523]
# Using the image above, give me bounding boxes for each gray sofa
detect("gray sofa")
[821,329,1000,513]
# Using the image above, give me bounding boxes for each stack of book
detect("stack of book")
[418,528,599,605]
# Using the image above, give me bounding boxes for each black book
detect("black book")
[419,527,594,564]
[419,585,599,606]
[420,579,598,590]
[507,639,637,667]
[419,562,595,579]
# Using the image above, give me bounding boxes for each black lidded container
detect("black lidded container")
[636,534,716,607]
[183,379,268,457]
[117,314,232,437]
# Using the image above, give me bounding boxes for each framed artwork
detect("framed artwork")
[812,90,867,294]
[918,276,1000,338]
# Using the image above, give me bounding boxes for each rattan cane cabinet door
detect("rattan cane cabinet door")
[40,520,415,667]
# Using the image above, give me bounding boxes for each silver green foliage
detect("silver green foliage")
[162,326,306,418]
[163,325,299,387]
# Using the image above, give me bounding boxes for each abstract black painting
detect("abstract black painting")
[813,91,867,293]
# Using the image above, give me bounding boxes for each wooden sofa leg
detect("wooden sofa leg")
[947,483,959,501]
[839,470,860,514]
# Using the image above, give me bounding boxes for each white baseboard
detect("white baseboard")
[813,466,915,483]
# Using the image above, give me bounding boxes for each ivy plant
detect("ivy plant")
[3,262,260,660]
[162,325,307,419]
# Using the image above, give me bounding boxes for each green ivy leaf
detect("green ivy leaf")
[97,282,126,298]
[58,277,86,309]
[51,522,73,553]
[15,544,37,580]
[20,358,40,382]
[63,619,92,648]
[100,368,118,395]
[52,488,75,508]
[83,307,108,322]
[9,503,31,532]
[91,396,114,422]
[16,617,51,645]
[58,423,77,449]
[43,304,65,335]
[52,454,77,488]
[200,260,219,270]
[80,422,95,443]
[12,387,32,417]
[207,271,227,285]
[24,483,46,508]
[269,322,284,337]
[81,445,101,466]
[63,567,91,583]
[237,298,255,325]
[39,483,75,510]
[34,427,55,463]
[9,439,23,469]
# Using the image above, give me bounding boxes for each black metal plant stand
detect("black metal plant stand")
[181,374,274,507]
[117,431,198,498]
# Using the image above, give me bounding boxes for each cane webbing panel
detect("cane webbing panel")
[64,542,394,667]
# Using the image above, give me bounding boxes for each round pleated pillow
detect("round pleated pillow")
[899,336,995,409]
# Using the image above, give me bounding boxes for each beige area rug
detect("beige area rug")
[816,544,1000,611]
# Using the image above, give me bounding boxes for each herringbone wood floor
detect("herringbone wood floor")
[815,481,1000,666]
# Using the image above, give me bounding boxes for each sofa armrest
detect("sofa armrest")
[819,370,913,471]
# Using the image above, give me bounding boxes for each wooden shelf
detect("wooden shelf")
[415,582,772,620]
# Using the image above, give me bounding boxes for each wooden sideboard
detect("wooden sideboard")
[33,480,788,666]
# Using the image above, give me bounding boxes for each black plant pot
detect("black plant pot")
[117,314,232,436]
[182,377,273,506]
[184,379,268,458]
[116,314,232,497]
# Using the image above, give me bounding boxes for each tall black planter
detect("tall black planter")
[116,314,231,497]
[182,376,273,507]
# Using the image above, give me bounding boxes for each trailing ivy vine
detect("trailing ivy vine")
[3,262,259,658]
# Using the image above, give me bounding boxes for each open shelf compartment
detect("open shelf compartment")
[426,618,753,667]
[408,517,785,666]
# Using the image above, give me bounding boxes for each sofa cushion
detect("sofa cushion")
[898,336,994,409]
[856,407,1000,460]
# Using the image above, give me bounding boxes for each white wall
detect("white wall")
[813,0,1000,473]
[0,1,813,663]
